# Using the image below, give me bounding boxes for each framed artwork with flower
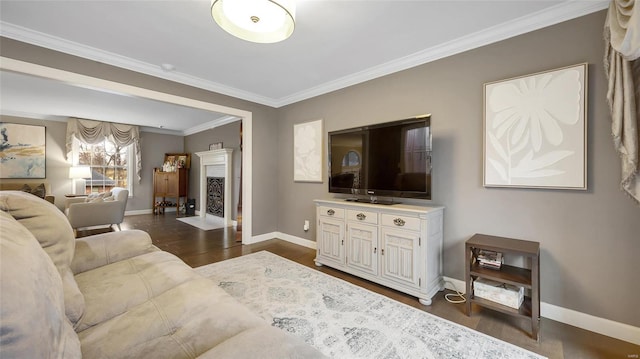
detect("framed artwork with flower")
[293,119,323,182]
[483,63,587,189]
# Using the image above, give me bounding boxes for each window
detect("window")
[341,150,360,167]
[73,137,133,194]
[403,126,430,173]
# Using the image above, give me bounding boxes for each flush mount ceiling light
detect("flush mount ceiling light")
[211,0,295,43]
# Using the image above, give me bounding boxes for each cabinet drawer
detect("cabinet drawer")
[319,206,345,219]
[381,213,421,231]
[347,209,378,225]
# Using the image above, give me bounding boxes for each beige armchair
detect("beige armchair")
[65,187,128,232]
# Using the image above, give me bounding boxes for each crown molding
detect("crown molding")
[0,22,279,107]
[1,0,608,108]
[0,109,68,122]
[182,115,240,136]
[275,0,609,107]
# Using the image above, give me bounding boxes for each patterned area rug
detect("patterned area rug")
[195,251,545,359]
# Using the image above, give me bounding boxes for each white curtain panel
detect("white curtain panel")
[604,0,640,204]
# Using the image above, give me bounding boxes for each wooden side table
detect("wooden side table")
[465,233,540,340]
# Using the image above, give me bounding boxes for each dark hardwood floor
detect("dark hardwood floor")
[81,214,639,359]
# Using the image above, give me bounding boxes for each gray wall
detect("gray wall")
[276,11,640,327]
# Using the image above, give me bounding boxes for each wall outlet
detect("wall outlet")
[303,220,310,231]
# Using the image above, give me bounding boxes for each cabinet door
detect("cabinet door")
[346,222,378,275]
[317,218,345,265]
[154,172,168,194]
[380,227,420,289]
[166,172,179,196]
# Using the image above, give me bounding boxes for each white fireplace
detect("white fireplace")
[195,149,233,226]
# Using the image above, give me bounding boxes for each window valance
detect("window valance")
[66,118,142,182]
[604,0,640,204]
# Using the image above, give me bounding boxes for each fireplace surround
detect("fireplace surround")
[196,149,233,227]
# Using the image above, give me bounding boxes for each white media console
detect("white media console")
[314,199,444,305]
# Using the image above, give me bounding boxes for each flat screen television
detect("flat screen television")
[328,115,431,202]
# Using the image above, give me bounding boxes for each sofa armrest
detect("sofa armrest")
[71,230,159,274]
[65,197,86,209]
[66,201,126,229]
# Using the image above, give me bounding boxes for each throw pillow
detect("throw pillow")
[19,183,46,199]
[85,191,111,202]
[31,183,46,199]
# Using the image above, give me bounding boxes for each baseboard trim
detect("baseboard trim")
[249,231,317,250]
[247,231,276,244]
[124,209,153,216]
[275,232,317,250]
[541,302,640,345]
[442,276,639,345]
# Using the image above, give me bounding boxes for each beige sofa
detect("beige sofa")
[0,180,54,203]
[0,191,325,358]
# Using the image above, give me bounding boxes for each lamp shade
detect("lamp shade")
[211,0,295,43]
[69,166,91,179]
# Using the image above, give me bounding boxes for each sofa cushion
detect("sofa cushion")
[0,191,85,326]
[74,250,203,332]
[0,210,81,358]
[78,277,274,358]
[71,229,158,274]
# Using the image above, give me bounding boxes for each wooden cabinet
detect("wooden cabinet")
[153,168,188,214]
[315,199,444,305]
[465,233,540,340]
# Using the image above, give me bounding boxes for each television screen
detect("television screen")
[329,115,431,201]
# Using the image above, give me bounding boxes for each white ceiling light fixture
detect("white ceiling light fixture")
[211,0,295,43]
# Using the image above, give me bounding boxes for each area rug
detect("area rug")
[176,216,227,230]
[195,251,545,359]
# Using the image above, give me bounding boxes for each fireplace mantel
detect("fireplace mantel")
[195,149,233,225]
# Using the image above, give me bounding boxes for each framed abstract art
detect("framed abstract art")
[0,123,46,179]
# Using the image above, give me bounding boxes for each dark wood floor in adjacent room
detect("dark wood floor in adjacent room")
[81,213,639,359]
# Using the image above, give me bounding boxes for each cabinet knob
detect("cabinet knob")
[327,209,335,216]
[374,247,377,254]
[356,213,366,220]
[393,218,406,226]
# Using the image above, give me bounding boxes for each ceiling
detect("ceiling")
[0,0,608,135]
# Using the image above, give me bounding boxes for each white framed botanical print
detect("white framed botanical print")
[483,63,587,190]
